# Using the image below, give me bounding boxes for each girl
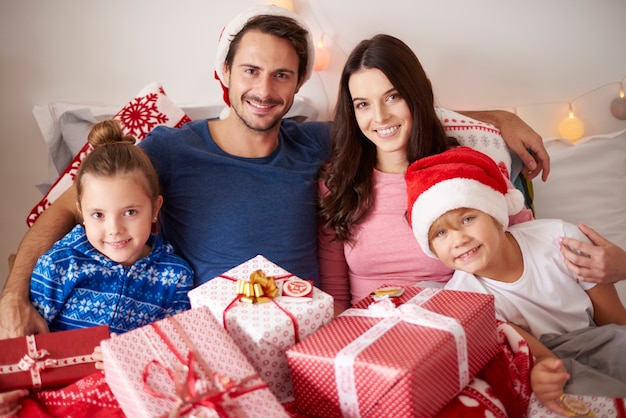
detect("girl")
[29,120,193,334]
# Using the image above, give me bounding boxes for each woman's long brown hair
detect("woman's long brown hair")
[318,34,455,242]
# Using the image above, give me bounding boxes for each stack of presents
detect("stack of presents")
[1,255,501,417]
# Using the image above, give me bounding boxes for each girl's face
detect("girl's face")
[429,208,503,276]
[78,171,162,266]
[349,68,413,172]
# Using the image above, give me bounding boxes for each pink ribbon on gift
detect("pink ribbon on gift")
[142,315,269,418]
[0,334,96,390]
[219,273,302,343]
[333,288,469,418]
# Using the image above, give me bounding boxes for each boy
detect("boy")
[405,146,626,415]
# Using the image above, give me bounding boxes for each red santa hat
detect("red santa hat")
[214,5,315,107]
[405,146,526,258]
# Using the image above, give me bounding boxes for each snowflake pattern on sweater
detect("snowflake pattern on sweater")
[30,225,193,334]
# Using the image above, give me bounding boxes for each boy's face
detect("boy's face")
[428,208,503,275]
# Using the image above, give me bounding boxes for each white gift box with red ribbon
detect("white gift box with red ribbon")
[101,306,289,418]
[188,255,334,403]
[286,287,499,418]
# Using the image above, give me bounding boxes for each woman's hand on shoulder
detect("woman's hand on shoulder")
[560,223,626,284]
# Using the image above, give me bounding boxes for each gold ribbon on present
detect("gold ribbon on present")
[236,270,279,304]
[220,269,301,342]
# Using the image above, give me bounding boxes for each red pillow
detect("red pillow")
[26,82,191,227]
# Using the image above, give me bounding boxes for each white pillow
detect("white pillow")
[32,97,319,184]
[532,129,626,251]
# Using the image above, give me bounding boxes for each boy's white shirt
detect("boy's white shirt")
[444,219,595,340]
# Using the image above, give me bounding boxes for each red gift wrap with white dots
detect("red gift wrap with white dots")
[286,287,498,418]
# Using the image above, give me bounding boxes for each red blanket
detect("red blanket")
[437,322,532,418]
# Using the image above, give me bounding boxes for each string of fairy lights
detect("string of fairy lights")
[554,77,626,142]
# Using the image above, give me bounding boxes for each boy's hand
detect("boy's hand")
[531,357,571,416]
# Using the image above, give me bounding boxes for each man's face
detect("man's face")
[225,29,302,133]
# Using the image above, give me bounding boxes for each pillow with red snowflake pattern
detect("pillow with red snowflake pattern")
[26,82,192,227]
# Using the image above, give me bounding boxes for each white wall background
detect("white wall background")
[1,0,625,286]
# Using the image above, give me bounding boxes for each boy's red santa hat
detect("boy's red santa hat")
[214,5,315,107]
[405,146,525,258]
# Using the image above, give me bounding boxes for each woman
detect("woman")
[318,34,532,313]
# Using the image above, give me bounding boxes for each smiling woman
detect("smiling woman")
[317,34,533,313]
[349,67,414,174]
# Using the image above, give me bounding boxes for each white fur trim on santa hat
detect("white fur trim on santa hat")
[410,177,510,258]
[505,187,526,216]
[214,5,315,89]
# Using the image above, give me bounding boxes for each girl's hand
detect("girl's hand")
[92,345,104,370]
[92,332,117,370]
[0,389,29,417]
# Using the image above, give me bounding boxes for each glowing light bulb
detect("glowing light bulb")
[558,106,585,142]
[314,40,330,72]
[610,84,626,120]
[267,0,294,11]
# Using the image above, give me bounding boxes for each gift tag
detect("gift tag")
[280,279,313,302]
[371,286,405,301]
[560,395,595,417]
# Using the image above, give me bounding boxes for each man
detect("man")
[0,5,551,339]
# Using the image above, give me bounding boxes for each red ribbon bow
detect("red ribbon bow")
[143,318,268,418]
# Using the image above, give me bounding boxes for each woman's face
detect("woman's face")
[349,68,413,172]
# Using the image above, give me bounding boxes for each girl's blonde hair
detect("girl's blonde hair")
[75,120,160,204]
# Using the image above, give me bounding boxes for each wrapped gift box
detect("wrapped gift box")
[101,306,289,418]
[285,287,498,418]
[188,255,334,402]
[0,325,110,391]
[527,393,626,417]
